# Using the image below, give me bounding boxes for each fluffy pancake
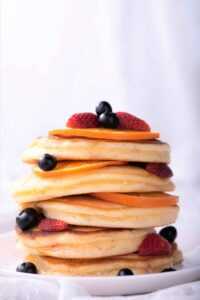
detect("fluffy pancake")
[12,166,175,203]
[26,245,182,276]
[20,195,179,228]
[17,226,152,259]
[22,137,170,163]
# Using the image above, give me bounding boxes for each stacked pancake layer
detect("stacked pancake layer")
[13,128,183,276]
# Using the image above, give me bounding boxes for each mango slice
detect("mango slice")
[49,128,160,141]
[92,192,178,208]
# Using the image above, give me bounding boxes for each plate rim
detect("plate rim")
[1,231,200,295]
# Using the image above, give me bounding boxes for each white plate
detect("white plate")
[0,231,200,296]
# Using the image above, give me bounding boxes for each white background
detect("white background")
[1,0,200,213]
[1,2,200,299]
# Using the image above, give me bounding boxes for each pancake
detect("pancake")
[20,195,179,228]
[17,226,152,259]
[22,137,170,163]
[12,166,175,203]
[26,245,182,276]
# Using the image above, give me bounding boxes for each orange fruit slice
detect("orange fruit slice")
[92,192,178,208]
[34,160,126,177]
[49,128,160,141]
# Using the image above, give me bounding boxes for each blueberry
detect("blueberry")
[159,226,177,244]
[98,112,119,129]
[16,208,42,231]
[38,154,57,171]
[117,268,134,276]
[16,262,38,274]
[161,268,176,272]
[96,101,112,116]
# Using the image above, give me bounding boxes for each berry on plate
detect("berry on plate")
[138,233,172,256]
[146,163,173,178]
[96,101,112,116]
[98,112,119,129]
[161,268,176,272]
[38,154,57,171]
[67,113,99,128]
[16,262,38,274]
[117,268,134,276]
[159,226,177,244]
[16,208,42,231]
[38,218,69,232]
[116,112,151,131]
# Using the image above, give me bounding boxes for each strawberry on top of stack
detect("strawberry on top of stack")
[13,102,182,276]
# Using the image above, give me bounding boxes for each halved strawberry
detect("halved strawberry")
[138,233,172,256]
[146,163,173,178]
[116,112,151,131]
[38,218,68,232]
[67,113,99,128]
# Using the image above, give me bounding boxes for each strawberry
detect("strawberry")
[67,113,99,128]
[116,112,150,131]
[146,163,173,178]
[139,233,172,256]
[38,218,68,232]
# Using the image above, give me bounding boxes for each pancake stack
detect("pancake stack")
[12,102,183,276]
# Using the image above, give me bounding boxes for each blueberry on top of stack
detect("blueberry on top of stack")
[13,101,182,276]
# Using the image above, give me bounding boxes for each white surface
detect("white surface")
[0,275,199,300]
[0,231,200,297]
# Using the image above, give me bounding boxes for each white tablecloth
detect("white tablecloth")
[0,274,199,300]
